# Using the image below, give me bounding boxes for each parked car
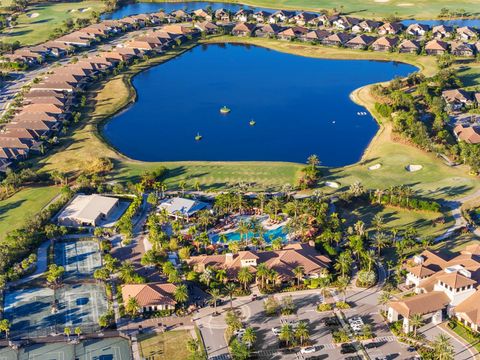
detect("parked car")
[271,327,281,336]
[300,346,316,354]
[341,343,356,354]
[251,294,257,301]
[364,342,379,349]
[324,317,340,326]
[345,356,362,360]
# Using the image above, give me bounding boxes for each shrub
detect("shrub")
[335,301,350,309]
[332,329,349,343]
[263,296,280,316]
[317,303,333,312]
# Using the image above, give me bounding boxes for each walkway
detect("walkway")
[8,240,50,287]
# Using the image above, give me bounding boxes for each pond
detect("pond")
[103,1,480,28]
[102,43,417,165]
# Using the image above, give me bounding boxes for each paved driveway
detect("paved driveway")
[419,322,476,360]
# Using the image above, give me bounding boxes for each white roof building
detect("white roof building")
[158,197,208,218]
[57,194,120,227]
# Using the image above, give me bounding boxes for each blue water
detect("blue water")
[103,44,416,165]
[103,1,480,28]
[211,226,287,243]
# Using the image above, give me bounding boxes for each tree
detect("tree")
[64,327,71,341]
[174,284,189,305]
[336,275,350,302]
[256,263,269,288]
[334,251,353,277]
[224,282,236,309]
[208,288,221,315]
[216,269,228,284]
[295,321,309,346]
[433,334,454,360]
[279,324,294,347]
[237,267,253,291]
[409,313,424,337]
[146,192,158,206]
[293,266,304,287]
[125,297,141,317]
[0,319,10,339]
[243,327,256,347]
[378,291,392,312]
[74,327,82,339]
[230,338,250,360]
[46,264,65,286]
[373,232,390,256]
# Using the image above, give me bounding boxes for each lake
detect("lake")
[102,1,480,28]
[103,44,417,166]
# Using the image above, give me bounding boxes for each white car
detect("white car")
[272,327,281,336]
[300,346,316,354]
[234,328,246,336]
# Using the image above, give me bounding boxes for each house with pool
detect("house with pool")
[187,243,331,283]
[387,243,480,333]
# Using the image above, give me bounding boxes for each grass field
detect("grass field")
[0,186,60,242]
[340,202,454,238]
[142,0,480,19]
[2,1,105,45]
[457,63,480,89]
[138,330,193,360]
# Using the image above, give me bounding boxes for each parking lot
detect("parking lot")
[198,288,417,360]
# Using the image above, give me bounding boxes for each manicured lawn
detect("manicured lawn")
[2,1,105,45]
[457,63,480,89]
[143,0,480,19]
[138,330,193,360]
[448,322,480,352]
[0,186,60,241]
[339,202,453,238]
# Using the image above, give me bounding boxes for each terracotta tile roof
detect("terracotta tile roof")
[389,291,450,318]
[20,103,63,114]
[437,272,476,289]
[425,39,449,51]
[407,264,435,278]
[455,290,480,325]
[121,283,177,307]
[454,125,480,144]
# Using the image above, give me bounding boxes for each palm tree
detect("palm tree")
[216,269,228,284]
[334,251,353,277]
[179,180,187,196]
[372,214,384,232]
[374,188,384,204]
[238,267,254,291]
[174,284,189,305]
[336,275,350,302]
[257,193,266,214]
[224,282,236,309]
[295,321,309,346]
[74,327,82,339]
[126,297,141,317]
[0,319,10,339]
[256,263,269,288]
[271,238,283,251]
[409,313,424,337]
[318,276,330,304]
[433,334,455,360]
[293,266,304,287]
[377,291,392,312]
[373,232,390,256]
[238,220,251,246]
[208,288,221,315]
[243,327,256,347]
[279,324,294,347]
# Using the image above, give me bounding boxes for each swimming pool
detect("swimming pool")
[211,226,287,243]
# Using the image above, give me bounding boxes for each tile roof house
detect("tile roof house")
[352,20,382,33]
[255,24,284,38]
[371,36,399,52]
[432,25,453,39]
[457,26,478,41]
[234,9,253,22]
[252,11,272,23]
[332,16,360,30]
[388,244,480,333]
[292,12,317,26]
[322,32,353,46]
[345,34,377,49]
[188,243,331,282]
[450,42,475,57]
[425,39,449,55]
[158,197,208,219]
[406,23,430,37]
[277,26,309,41]
[378,22,404,35]
[268,10,295,24]
[398,39,421,54]
[305,29,331,42]
[214,8,231,22]
[232,22,256,37]
[195,21,220,34]
[193,9,212,21]
[454,124,480,144]
[122,283,177,312]
[442,89,474,110]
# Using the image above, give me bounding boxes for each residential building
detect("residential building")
[122,283,177,312]
[425,39,449,55]
[158,197,209,219]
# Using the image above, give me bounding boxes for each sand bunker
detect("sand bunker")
[27,12,39,18]
[81,7,91,12]
[325,181,340,189]
[69,9,78,13]
[374,0,390,3]
[368,163,382,171]
[406,164,423,172]
[397,3,414,6]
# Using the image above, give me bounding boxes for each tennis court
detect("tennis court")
[75,338,133,360]
[4,287,57,335]
[19,342,75,360]
[56,283,108,328]
[55,240,102,279]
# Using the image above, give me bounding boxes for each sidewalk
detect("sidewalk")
[8,240,50,287]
